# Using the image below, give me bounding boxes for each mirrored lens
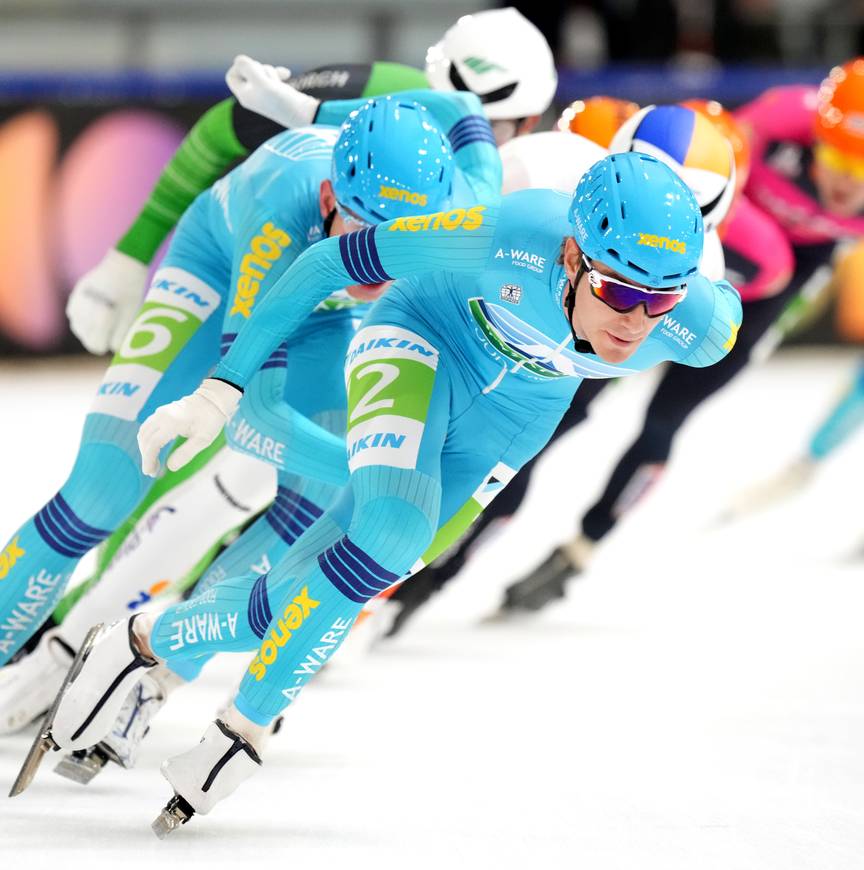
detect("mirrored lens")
[587,269,686,318]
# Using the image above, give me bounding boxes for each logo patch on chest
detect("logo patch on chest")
[499,283,522,304]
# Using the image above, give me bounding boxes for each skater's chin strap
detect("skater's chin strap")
[323,207,337,238]
[564,261,595,355]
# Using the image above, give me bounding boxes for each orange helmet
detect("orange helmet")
[814,58,864,157]
[557,96,640,148]
[681,98,751,192]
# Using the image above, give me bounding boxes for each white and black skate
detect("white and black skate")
[152,719,262,838]
[54,669,172,785]
[0,628,75,736]
[9,625,100,797]
[9,617,156,796]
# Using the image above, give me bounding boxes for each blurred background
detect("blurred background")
[0,0,861,354]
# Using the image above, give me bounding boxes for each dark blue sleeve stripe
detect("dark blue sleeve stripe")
[268,503,316,534]
[345,232,367,283]
[331,540,391,593]
[450,128,498,151]
[282,488,324,519]
[39,508,89,554]
[354,229,378,284]
[449,115,496,136]
[361,227,391,282]
[34,494,110,557]
[54,493,109,538]
[448,115,497,151]
[247,574,273,640]
[34,514,86,558]
[43,503,102,549]
[338,233,364,284]
[345,232,374,284]
[265,513,300,546]
[268,505,308,541]
[340,535,399,583]
[340,229,391,285]
[328,547,387,598]
[318,550,369,603]
[275,487,324,523]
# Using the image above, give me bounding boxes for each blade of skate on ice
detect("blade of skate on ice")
[8,624,102,797]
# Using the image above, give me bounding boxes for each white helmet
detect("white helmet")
[609,104,737,233]
[425,8,558,121]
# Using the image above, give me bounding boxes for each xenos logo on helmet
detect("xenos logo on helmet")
[388,205,486,233]
[637,233,687,254]
[230,221,292,318]
[248,585,321,681]
[0,536,24,581]
[379,185,428,206]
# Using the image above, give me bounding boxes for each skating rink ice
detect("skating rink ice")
[1,349,862,869]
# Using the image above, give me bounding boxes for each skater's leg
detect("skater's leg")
[807,357,864,460]
[0,203,229,664]
[582,286,802,541]
[385,378,606,632]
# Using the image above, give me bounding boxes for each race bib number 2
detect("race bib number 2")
[91,267,222,421]
[345,325,439,471]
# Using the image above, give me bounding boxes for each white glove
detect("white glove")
[66,249,149,355]
[138,378,242,477]
[225,54,320,129]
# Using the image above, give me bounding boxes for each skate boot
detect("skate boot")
[9,617,156,796]
[54,666,181,784]
[0,628,75,735]
[152,719,262,838]
[499,534,596,613]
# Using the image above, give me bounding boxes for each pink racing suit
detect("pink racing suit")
[736,85,864,244]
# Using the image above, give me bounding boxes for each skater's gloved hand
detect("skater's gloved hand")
[225,54,319,128]
[66,249,149,355]
[138,378,241,477]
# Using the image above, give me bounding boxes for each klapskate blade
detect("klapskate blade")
[9,624,102,797]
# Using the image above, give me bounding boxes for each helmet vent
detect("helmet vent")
[349,165,356,178]
[367,152,373,169]
[599,216,610,232]
[619,202,626,219]
[624,259,649,277]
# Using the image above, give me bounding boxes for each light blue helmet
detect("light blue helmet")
[332,96,455,225]
[568,152,703,287]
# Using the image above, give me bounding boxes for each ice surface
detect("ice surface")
[0,350,862,869]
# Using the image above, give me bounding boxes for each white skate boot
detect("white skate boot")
[0,629,75,735]
[152,719,263,838]
[9,617,156,796]
[54,665,183,784]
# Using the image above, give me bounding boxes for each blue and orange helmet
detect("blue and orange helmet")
[609,104,736,233]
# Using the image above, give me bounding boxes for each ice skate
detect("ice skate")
[492,534,596,617]
[0,628,75,736]
[9,624,100,797]
[151,719,262,838]
[9,617,156,796]
[54,667,176,784]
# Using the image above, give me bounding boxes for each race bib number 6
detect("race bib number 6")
[344,325,439,471]
[91,267,221,421]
